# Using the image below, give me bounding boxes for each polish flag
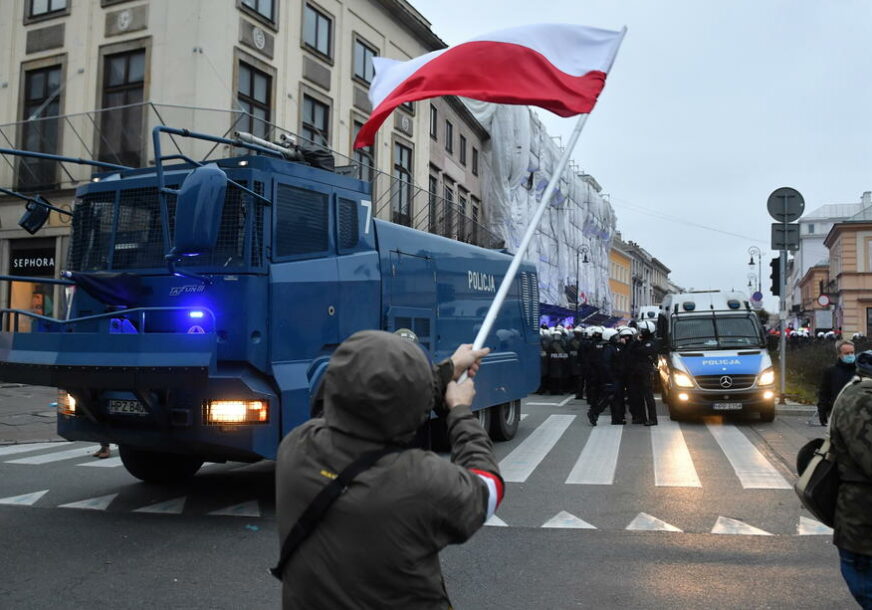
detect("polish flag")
[353,23,626,149]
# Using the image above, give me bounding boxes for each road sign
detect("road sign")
[767,187,805,223]
[817,295,830,307]
[752,291,763,302]
[771,223,799,251]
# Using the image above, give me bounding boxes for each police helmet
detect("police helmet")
[856,350,872,377]
[618,327,634,338]
[638,320,656,336]
[817,331,825,339]
[825,331,836,339]
[852,332,862,340]
[588,325,604,338]
[602,328,618,342]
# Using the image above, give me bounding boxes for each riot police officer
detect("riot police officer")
[567,326,582,396]
[588,328,628,425]
[585,326,604,408]
[537,328,551,394]
[547,328,569,394]
[626,320,659,426]
[574,326,590,400]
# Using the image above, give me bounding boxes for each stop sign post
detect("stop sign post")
[767,186,804,405]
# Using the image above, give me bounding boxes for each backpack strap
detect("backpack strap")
[270,446,402,580]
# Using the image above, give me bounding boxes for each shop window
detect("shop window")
[99,49,146,167]
[238,61,272,140]
[7,240,57,333]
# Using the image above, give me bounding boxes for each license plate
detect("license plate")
[108,399,148,415]
[712,402,743,410]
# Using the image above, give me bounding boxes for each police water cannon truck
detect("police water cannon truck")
[657,290,776,421]
[0,127,540,483]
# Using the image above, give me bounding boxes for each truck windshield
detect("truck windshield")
[67,181,264,272]
[672,315,762,349]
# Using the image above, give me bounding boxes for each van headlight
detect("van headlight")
[204,400,269,424]
[673,372,695,388]
[758,368,775,386]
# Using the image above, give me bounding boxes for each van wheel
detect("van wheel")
[489,400,520,441]
[119,446,203,484]
[759,404,776,423]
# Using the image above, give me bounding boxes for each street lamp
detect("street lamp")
[575,245,590,324]
[748,245,763,293]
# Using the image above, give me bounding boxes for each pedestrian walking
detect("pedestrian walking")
[829,350,872,609]
[274,331,498,609]
[817,339,856,426]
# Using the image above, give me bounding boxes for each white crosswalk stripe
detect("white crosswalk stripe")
[651,420,701,487]
[705,423,792,489]
[0,442,67,457]
[565,426,622,485]
[6,444,101,465]
[499,414,575,483]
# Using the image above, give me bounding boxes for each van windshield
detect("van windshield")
[672,315,763,349]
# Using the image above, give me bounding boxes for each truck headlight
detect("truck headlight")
[204,400,269,424]
[758,368,775,386]
[56,391,76,416]
[673,372,695,388]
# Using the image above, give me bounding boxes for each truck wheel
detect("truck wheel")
[759,404,776,423]
[474,406,492,432]
[119,446,204,484]
[489,400,520,441]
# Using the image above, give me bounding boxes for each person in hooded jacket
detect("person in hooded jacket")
[275,331,497,610]
[817,339,856,426]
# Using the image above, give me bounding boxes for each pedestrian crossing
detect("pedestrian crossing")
[499,408,793,491]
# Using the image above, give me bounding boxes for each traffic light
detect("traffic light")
[770,256,781,296]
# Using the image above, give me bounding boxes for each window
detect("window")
[471,200,480,244]
[275,184,329,258]
[444,120,453,153]
[391,142,412,226]
[18,65,62,190]
[472,147,479,175]
[29,0,66,18]
[807,224,815,234]
[241,0,274,21]
[459,135,467,166]
[458,190,467,242]
[442,181,454,238]
[401,102,414,113]
[303,4,332,57]
[99,49,146,167]
[353,39,376,83]
[352,120,374,182]
[237,62,272,140]
[429,105,438,140]
[301,94,329,146]
[428,174,439,233]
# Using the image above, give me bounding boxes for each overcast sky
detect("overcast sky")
[408,0,872,311]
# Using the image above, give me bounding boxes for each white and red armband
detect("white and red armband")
[470,468,505,520]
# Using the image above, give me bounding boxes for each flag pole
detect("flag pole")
[460,112,590,381]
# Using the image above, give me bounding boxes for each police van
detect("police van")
[657,290,776,421]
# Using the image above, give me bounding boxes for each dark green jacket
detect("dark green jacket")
[830,376,872,555]
[276,331,502,609]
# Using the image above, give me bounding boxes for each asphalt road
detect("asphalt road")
[0,395,857,609]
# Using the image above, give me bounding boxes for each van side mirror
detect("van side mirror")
[168,165,227,259]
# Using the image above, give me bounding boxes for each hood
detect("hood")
[676,351,764,376]
[323,330,434,443]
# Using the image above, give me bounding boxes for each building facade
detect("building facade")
[609,236,632,324]
[0,0,495,317]
[823,219,872,335]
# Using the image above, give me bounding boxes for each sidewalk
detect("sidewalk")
[0,384,64,444]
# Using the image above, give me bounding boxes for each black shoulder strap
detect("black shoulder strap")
[270,446,402,580]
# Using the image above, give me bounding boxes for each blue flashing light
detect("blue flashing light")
[189,310,204,319]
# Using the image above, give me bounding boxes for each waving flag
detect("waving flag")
[353,23,626,149]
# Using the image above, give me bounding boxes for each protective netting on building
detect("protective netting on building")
[463,100,617,315]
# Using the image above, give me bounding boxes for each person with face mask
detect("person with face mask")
[817,339,856,426]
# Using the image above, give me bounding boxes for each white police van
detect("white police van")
[657,290,776,422]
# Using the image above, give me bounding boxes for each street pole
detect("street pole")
[778,199,788,405]
[575,249,580,325]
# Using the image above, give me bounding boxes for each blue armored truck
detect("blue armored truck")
[657,290,776,422]
[0,128,540,482]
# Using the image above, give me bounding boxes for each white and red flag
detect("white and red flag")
[353,23,626,149]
